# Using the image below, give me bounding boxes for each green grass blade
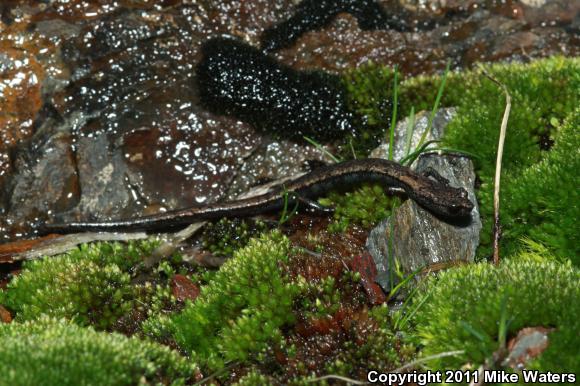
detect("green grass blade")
[303,136,341,163]
[388,66,399,161]
[404,106,416,157]
[417,60,451,148]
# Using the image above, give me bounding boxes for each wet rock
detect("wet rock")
[0,46,43,148]
[0,4,263,240]
[366,153,481,291]
[490,31,540,61]
[370,107,457,163]
[226,139,333,200]
[0,0,577,242]
[260,0,402,52]
[3,132,79,239]
[72,133,135,221]
[273,0,579,75]
[0,33,49,209]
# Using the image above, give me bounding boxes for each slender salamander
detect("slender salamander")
[42,158,474,233]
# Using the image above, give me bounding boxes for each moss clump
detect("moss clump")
[169,231,304,370]
[412,259,580,372]
[0,242,152,329]
[438,58,579,260]
[318,184,397,232]
[343,63,395,127]
[440,58,578,176]
[234,370,274,386]
[201,218,270,257]
[0,239,183,331]
[300,276,342,319]
[496,109,579,263]
[341,63,395,158]
[0,317,196,386]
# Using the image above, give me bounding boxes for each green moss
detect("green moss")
[135,280,179,339]
[169,231,304,370]
[318,184,397,232]
[300,276,342,319]
[0,239,188,331]
[496,109,579,263]
[343,63,395,127]
[441,58,578,173]
[0,317,196,386]
[201,218,270,257]
[0,242,152,329]
[341,63,395,158]
[412,259,580,372]
[436,58,578,260]
[234,370,274,386]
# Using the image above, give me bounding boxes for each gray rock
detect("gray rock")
[4,132,79,235]
[366,153,481,292]
[225,138,333,200]
[73,133,136,221]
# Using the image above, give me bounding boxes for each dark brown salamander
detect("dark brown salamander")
[42,158,473,233]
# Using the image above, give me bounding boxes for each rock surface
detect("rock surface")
[366,153,481,291]
[274,0,579,74]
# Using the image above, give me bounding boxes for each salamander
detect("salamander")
[42,158,474,234]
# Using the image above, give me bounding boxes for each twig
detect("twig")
[306,374,366,385]
[3,232,149,262]
[478,65,511,265]
[193,362,238,385]
[145,222,206,268]
[306,350,465,385]
[392,350,465,373]
[469,364,486,386]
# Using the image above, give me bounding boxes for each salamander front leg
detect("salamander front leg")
[421,167,450,186]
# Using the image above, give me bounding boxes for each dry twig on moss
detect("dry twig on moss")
[478,66,512,265]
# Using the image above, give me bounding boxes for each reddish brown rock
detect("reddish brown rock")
[349,252,386,304]
[504,326,555,369]
[171,274,200,302]
[0,304,12,323]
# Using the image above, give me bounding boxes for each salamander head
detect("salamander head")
[414,184,474,219]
